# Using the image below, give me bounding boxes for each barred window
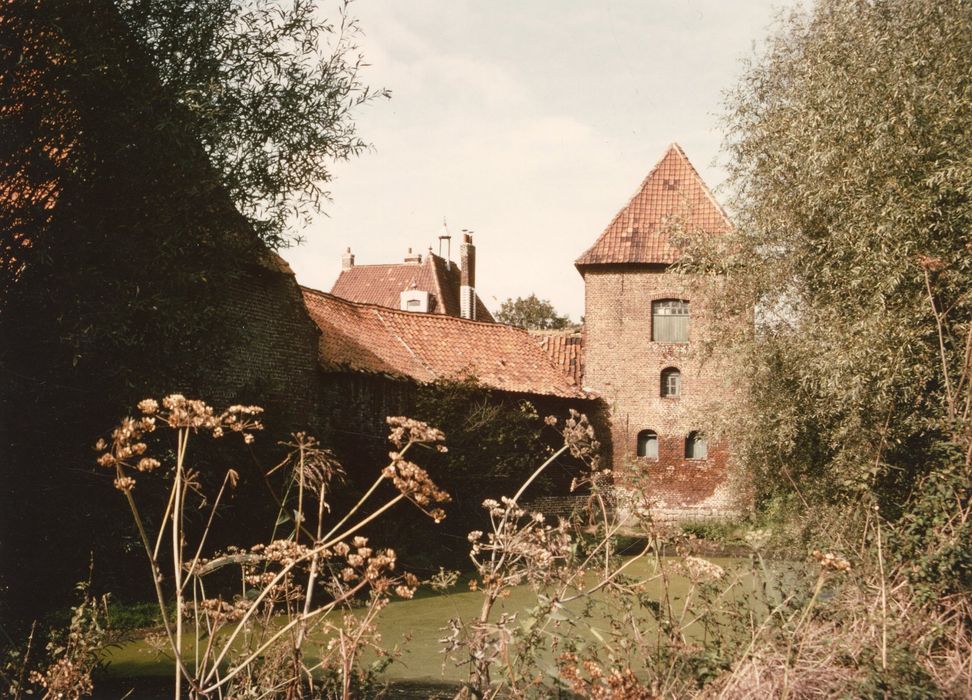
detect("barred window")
[637,430,658,459]
[652,299,689,342]
[685,431,707,460]
[661,367,681,397]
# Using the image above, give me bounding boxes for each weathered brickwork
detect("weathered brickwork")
[575,144,739,514]
[581,266,734,509]
[202,253,326,432]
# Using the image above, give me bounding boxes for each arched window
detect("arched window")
[637,430,658,459]
[661,367,681,397]
[685,431,707,460]
[652,299,690,342]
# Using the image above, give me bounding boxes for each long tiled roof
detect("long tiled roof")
[531,330,584,386]
[330,253,494,322]
[301,288,589,399]
[575,143,731,267]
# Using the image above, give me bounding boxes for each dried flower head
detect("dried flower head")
[562,410,600,461]
[383,457,451,509]
[386,416,446,448]
[812,549,851,573]
[679,555,725,583]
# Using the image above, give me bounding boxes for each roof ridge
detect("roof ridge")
[668,143,732,229]
[574,146,675,264]
[427,254,452,316]
[574,143,730,268]
[308,285,505,328]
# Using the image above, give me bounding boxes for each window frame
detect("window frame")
[651,299,690,343]
[636,429,659,460]
[660,367,681,397]
[685,431,707,460]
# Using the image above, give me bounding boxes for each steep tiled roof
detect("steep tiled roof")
[330,253,494,322]
[531,330,584,386]
[575,143,731,267]
[301,288,588,399]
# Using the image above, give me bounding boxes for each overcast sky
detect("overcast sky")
[282,0,799,321]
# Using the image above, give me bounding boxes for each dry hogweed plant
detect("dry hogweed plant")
[442,410,678,699]
[96,398,450,699]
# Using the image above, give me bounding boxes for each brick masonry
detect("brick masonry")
[581,265,735,511]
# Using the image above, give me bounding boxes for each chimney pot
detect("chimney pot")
[341,247,355,270]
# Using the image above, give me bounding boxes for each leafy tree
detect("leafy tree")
[495,294,573,330]
[0,0,383,618]
[114,0,387,248]
[691,0,972,512]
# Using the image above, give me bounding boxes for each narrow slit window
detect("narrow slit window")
[652,299,690,342]
[637,430,658,459]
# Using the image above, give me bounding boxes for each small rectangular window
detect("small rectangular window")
[652,300,689,342]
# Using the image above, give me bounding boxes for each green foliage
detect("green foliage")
[689,0,972,509]
[390,377,578,568]
[495,294,573,330]
[0,0,382,619]
[116,0,388,247]
[680,518,743,543]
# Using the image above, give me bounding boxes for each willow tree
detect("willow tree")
[693,0,972,512]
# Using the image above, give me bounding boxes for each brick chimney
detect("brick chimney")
[404,247,422,264]
[342,247,355,270]
[459,232,476,320]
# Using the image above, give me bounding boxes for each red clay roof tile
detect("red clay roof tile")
[531,330,584,386]
[301,287,587,398]
[330,253,494,321]
[575,143,731,267]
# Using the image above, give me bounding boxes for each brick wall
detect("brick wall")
[581,264,736,511]
[202,257,326,432]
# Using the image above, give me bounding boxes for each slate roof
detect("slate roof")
[301,287,589,399]
[531,330,584,386]
[330,253,494,322]
[575,143,731,268]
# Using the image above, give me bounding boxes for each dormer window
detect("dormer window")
[652,299,689,342]
[400,289,430,312]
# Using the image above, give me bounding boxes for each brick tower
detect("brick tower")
[575,144,735,512]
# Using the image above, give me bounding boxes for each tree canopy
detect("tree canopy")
[0,0,383,618]
[495,294,573,330]
[694,0,972,512]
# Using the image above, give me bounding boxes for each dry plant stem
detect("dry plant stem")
[181,471,234,591]
[295,472,329,654]
[876,515,888,671]
[321,440,415,544]
[925,268,955,419]
[172,427,189,700]
[203,491,406,683]
[511,444,568,505]
[781,574,826,700]
[200,579,369,695]
[716,594,798,700]
[115,468,197,691]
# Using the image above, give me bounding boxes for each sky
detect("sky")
[283,0,799,321]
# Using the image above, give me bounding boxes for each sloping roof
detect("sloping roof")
[575,143,731,268]
[330,253,494,322]
[301,287,588,399]
[531,330,584,386]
